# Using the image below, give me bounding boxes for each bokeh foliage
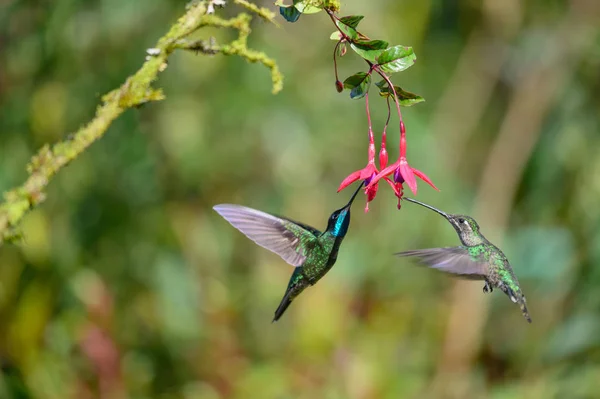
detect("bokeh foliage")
[0,0,282,245]
[1,0,599,398]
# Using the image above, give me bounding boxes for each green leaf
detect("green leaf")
[330,31,343,41]
[376,46,416,73]
[376,81,425,106]
[339,15,364,29]
[343,72,371,100]
[294,1,323,14]
[279,5,301,23]
[335,19,358,40]
[350,39,388,63]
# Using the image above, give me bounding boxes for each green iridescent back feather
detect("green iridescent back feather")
[468,243,523,294]
[301,231,337,281]
[282,220,319,257]
[279,221,340,282]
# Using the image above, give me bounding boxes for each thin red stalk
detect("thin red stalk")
[326,10,345,38]
[326,8,407,161]
[326,8,340,22]
[333,41,341,82]
[384,96,392,133]
[379,96,391,168]
[373,65,406,157]
[365,92,376,162]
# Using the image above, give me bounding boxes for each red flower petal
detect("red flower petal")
[399,160,417,195]
[364,183,378,213]
[365,183,378,202]
[379,147,388,169]
[412,168,439,191]
[385,178,404,209]
[366,162,398,189]
[383,177,400,196]
[367,141,376,162]
[359,163,377,180]
[337,170,362,192]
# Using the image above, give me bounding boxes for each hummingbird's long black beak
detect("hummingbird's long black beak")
[403,197,450,219]
[343,181,365,209]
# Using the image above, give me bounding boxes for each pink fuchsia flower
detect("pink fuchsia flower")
[338,104,397,212]
[338,140,381,212]
[338,163,396,213]
[374,157,438,196]
[367,121,438,207]
[338,138,399,212]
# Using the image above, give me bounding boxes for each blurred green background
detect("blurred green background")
[1,0,600,398]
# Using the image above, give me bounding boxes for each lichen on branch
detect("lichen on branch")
[0,0,283,245]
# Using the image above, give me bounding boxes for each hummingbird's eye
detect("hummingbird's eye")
[458,218,465,224]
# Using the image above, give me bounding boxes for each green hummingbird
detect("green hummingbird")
[396,197,532,323]
[213,182,363,322]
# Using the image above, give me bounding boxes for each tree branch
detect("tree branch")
[0,0,282,245]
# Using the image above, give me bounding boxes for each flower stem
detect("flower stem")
[380,96,391,168]
[333,41,341,82]
[365,92,376,162]
[326,9,407,165]
[373,66,406,157]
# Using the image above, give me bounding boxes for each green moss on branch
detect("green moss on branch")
[0,0,282,245]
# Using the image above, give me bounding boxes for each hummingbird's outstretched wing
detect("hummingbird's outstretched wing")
[395,246,488,279]
[213,204,321,267]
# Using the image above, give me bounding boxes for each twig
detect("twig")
[0,1,282,245]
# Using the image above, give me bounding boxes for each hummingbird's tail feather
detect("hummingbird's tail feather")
[504,286,532,323]
[272,269,307,322]
[273,291,293,322]
[519,300,532,323]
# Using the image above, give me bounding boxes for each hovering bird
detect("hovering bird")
[213,182,363,322]
[396,197,531,323]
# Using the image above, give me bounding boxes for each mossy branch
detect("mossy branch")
[0,0,283,245]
